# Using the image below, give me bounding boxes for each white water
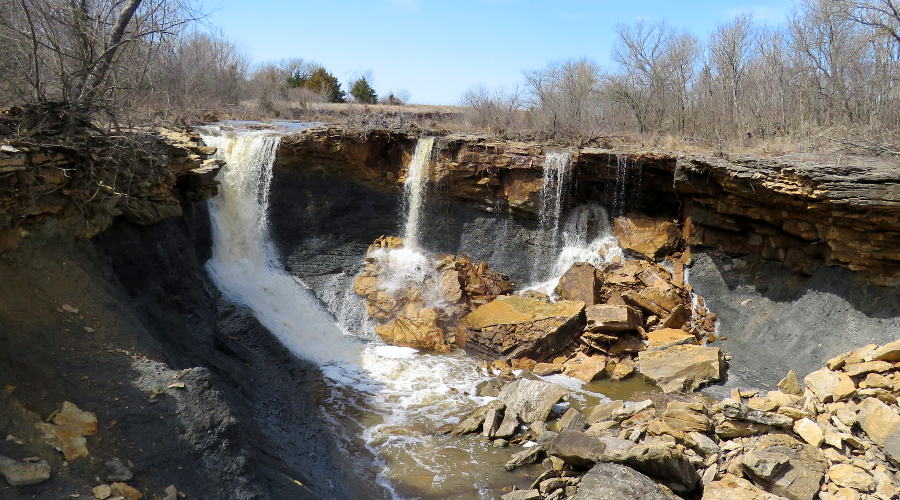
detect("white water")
[199,124,503,499]
[527,203,623,296]
[538,152,573,240]
[402,137,435,250]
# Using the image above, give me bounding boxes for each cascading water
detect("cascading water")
[401,136,435,250]
[527,203,623,295]
[610,154,642,217]
[531,152,574,282]
[199,124,522,499]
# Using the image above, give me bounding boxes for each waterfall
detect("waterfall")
[198,124,503,499]
[401,136,435,249]
[527,204,623,296]
[199,125,361,365]
[538,152,573,243]
[610,154,643,217]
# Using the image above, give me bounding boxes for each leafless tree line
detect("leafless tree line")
[464,0,900,150]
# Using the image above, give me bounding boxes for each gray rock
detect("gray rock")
[554,408,587,432]
[573,462,674,500]
[584,400,625,424]
[547,430,608,467]
[475,377,506,397]
[505,446,544,471]
[0,455,51,486]
[740,435,827,500]
[450,400,505,436]
[501,489,541,500]
[104,458,134,482]
[884,433,900,466]
[617,438,701,495]
[688,431,720,456]
[719,399,793,428]
[494,409,520,439]
[497,378,569,424]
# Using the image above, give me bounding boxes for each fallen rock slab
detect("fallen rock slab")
[464,295,586,361]
[618,438,701,495]
[546,430,608,467]
[574,462,674,500]
[0,455,50,486]
[803,368,855,403]
[497,378,569,424]
[638,344,724,392]
[585,304,642,332]
[702,474,786,500]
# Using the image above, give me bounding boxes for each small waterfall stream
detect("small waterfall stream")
[402,137,435,250]
[199,124,529,499]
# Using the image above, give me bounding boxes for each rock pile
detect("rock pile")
[353,236,512,351]
[468,340,900,500]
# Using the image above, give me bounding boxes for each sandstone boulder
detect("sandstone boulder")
[871,340,900,362]
[463,295,585,361]
[613,216,681,259]
[555,262,602,305]
[856,397,900,448]
[585,304,643,332]
[647,328,696,350]
[804,368,856,403]
[702,474,785,500]
[741,434,827,500]
[618,438,701,494]
[638,345,724,393]
[547,430,608,467]
[34,401,98,461]
[562,352,607,382]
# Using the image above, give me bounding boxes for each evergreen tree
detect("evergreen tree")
[288,66,345,102]
[350,77,378,104]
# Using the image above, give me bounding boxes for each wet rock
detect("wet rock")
[584,304,642,332]
[475,377,506,397]
[497,378,569,424]
[702,474,785,500]
[741,434,827,500]
[574,462,674,500]
[610,357,636,380]
[612,216,681,260]
[855,397,900,448]
[638,344,724,392]
[0,455,50,486]
[501,489,541,500]
[555,262,602,305]
[505,446,544,471]
[464,295,586,361]
[546,430,608,467]
[804,368,855,403]
[618,437,701,494]
[450,400,505,436]
[828,464,874,492]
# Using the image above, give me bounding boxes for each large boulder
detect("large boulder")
[374,303,449,352]
[740,434,827,500]
[546,430,608,467]
[585,304,643,332]
[638,345,724,393]
[613,216,681,259]
[617,437,701,495]
[574,462,675,500]
[856,397,900,448]
[496,377,569,424]
[463,295,585,361]
[555,262,602,305]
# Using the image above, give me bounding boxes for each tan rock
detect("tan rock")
[563,353,607,383]
[661,402,712,433]
[638,344,724,393]
[777,370,804,396]
[859,372,892,389]
[748,397,780,412]
[109,482,143,500]
[610,357,635,380]
[844,344,878,365]
[855,397,900,447]
[647,328,696,350]
[793,418,824,447]
[828,464,874,492]
[532,362,563,376]
[612,216,681,259]
[803,369,855,403]
[623,286,683,316]
[463,295,585,360]
[608,333,646,354]
[702,474,785,500]
[870,340,900,362]
[374,304,449,352]
[843,360,893,378]
[34,401,97,461]
[93,484,112,499]
[555,262,601,305]
[52,401,98,436]
[584,304,642,332]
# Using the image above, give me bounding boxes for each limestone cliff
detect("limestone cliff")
[278,125,900,283]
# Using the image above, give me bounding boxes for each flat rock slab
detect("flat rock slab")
[574,462,673,500]
[0,455,51,486]
[497,378,569,424]
[638,344,724,392]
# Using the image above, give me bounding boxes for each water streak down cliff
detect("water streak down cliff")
[276,125,900,284]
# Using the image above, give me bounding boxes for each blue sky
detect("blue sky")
[204,0,796,104]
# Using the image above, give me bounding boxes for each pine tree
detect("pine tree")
[350,77,378,104]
